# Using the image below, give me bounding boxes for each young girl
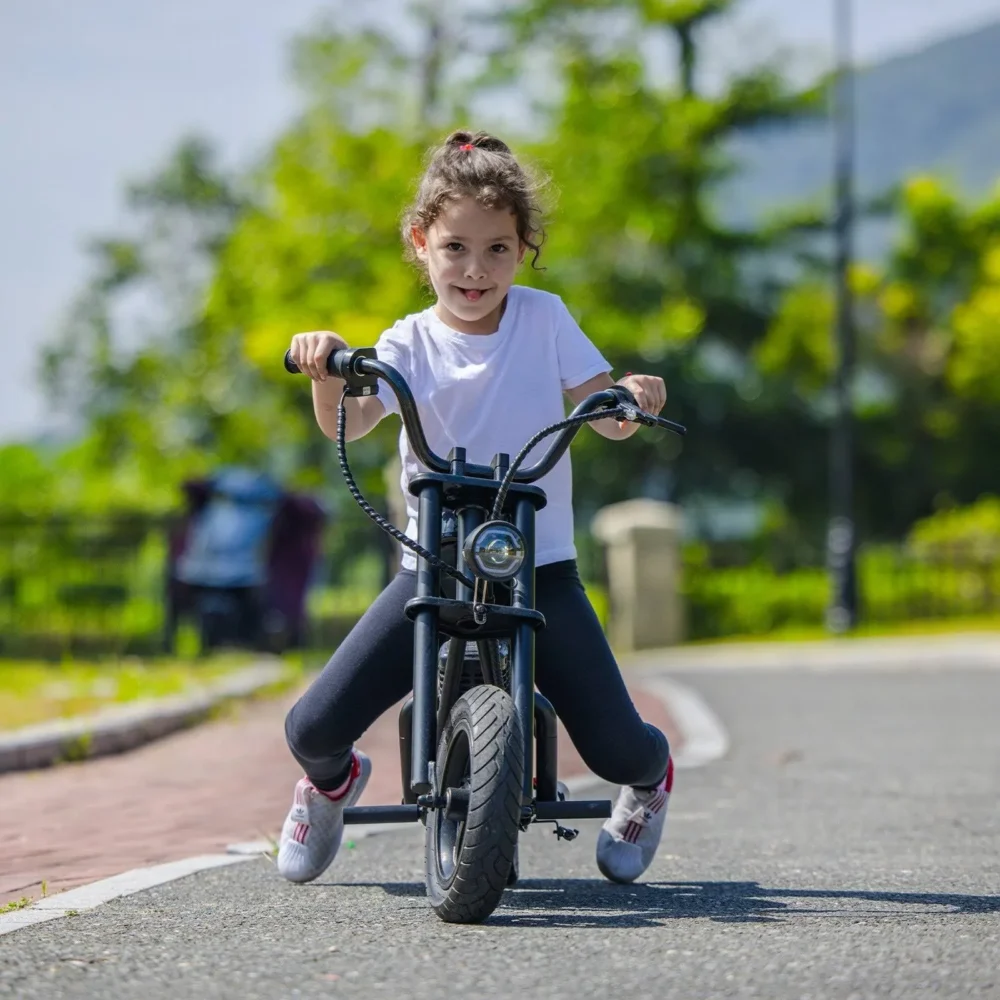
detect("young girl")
[279,130,674,887]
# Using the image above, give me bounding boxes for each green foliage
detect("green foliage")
[0,656,251,731]
[0,514,171,659]
[25,0,831,530]
[683,541,1000,639]
[907,495,1000,559]
[0,897,33,914]
[485,0,829,515]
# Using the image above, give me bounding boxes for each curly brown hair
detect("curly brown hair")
[401,129,546,270]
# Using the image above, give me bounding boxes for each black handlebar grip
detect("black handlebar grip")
[283,349,354,376]
[654,414,687,436]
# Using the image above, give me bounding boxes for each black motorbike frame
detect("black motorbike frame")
[284,346,685,832]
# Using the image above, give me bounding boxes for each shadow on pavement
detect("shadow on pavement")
[321,879,1000,926]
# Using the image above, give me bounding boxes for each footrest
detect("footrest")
[533,799,612,821]
[343,805,421,824]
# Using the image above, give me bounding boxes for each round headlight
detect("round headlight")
[463,521,526,581]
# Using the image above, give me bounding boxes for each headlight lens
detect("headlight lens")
[463,521,526,581]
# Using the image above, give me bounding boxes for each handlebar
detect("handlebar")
[284,348,685,483]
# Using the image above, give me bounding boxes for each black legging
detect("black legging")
[285,560,669,791]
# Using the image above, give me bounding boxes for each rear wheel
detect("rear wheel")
[425,685,523,924]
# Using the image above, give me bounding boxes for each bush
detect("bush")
[682,562,829,639]
[907,496,1000,561]
[682,542,1000,640]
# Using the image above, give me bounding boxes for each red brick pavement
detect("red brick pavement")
[0,680,679,907]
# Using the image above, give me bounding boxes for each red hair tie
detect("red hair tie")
[459,143,474,151]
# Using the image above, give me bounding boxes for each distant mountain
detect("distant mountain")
[720,20,1000,241]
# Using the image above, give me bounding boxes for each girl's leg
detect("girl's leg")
[284,570,416,789]
[533,560,669,789]
[532,559,673,884]
[278,570,417,883]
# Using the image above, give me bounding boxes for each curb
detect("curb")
[624,631,1000,675]
[0,855,250,938]
[640,676,729,769]
[0,661,289,775]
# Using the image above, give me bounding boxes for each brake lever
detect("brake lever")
[616,402,687,437]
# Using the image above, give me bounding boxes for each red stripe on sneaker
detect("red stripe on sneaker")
[665,756,674,794]
[322,751,362,803]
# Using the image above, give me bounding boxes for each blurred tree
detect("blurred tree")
[754,175,1000,538]
[31,0,832,538]
[486,0,830,538]
[31,0,1000,562]
[200,6,477,575]
[39,137,254,511]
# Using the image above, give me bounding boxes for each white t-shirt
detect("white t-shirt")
[373,285,611,570]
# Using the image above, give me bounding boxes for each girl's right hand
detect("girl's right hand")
[289,330,350,382]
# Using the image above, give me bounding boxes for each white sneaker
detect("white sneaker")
[596,757,673,884]
[276,750,371,883]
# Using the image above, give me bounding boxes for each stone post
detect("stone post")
[591,499,684,652]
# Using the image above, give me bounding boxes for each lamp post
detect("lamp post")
[827,0,858,633]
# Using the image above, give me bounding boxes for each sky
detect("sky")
[3,0,1000,443]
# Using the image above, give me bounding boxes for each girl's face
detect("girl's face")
[412,196,526,335]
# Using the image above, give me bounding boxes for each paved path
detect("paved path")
[3,651,997,999]
[0,677,679,907]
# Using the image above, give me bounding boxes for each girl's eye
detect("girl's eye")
[445,242,463,252]
[491,244,509,254]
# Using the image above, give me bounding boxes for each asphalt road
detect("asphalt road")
[2,664,998,1000]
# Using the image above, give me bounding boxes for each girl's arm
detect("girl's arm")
[290,330,387,442]
[565,372,667,441]
[312,380,386,443]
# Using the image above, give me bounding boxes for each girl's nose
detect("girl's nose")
[465,256,487,280]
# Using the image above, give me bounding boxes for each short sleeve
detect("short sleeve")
[373,322,413,417]
[553,298,611,391]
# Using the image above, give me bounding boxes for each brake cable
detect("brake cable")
[335,388,476,589]
[490,406,630,521]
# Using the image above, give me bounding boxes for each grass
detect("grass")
[0,653,259,731]
[0,896,33,914]
[683,614,1000,646]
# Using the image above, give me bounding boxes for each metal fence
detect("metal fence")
[1,514,997,658]
[0,514,176,659]
[0,512,388,661]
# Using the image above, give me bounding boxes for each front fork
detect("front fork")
[511,497,537,805]
[407,490,547,808]
[410,486,442,797]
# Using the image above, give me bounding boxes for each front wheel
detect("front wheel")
[425,685,524,924]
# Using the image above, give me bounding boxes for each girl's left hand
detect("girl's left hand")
[617,373,667,416]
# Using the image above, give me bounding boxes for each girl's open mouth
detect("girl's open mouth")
[458,288,489,302]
